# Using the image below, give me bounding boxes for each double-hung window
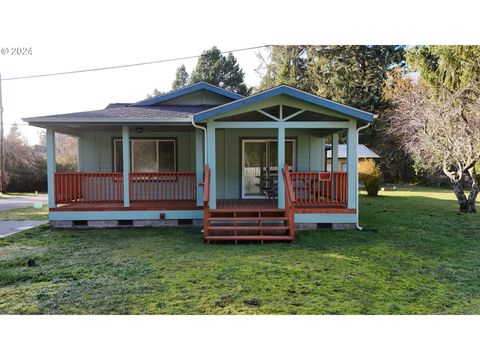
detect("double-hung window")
[114,139,176,172]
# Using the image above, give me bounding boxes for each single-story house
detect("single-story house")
[325,144,380,172]
[24,82,376,243]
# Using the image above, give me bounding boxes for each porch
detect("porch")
[50,170,350,213]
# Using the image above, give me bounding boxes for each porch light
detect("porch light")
[135,127,143,133]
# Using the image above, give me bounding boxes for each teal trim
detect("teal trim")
[122,126,130,207]
[277,127,285,209]
[195,129,204,206]
[332,132,339,171]
[135,82,243,106]
[49,210,203,221]
[46,128,56,208]
[49,211,352,222]
[295,213,356,223]
[207,124,216,208]
[194,85,375,123]
[347,124,357,208]
[211,121,350,129]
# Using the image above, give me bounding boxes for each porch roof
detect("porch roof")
[193,85,377,123]
[23,103,214,125]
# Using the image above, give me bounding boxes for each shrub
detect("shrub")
[359,159,382,196]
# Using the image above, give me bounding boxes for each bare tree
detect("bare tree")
[387,83,480,212]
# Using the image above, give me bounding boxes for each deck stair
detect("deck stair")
[204,209,294,244]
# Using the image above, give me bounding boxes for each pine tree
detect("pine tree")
[189,47,249,95]
[172,64,189,90]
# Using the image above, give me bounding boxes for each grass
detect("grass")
[0,192,45,198]
[0,185,479,314]
[0,206,48,221]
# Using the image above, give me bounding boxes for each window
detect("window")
[114,139,176,172]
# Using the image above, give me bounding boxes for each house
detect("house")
[24,82,376,243]
[325,144,380,172]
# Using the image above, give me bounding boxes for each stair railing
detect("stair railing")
[282,164,296,239]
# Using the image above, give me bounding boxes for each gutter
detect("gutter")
[190,115,207,164]
[356,118,375,230]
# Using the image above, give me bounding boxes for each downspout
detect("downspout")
[190,115,207,164]
[356,118,375,230]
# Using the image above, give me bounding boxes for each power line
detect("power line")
[1,45,268,81]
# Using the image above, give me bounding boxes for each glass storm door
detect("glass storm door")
[241,139,295,199]
[242,140,267,198]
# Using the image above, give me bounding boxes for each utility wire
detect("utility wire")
[1,45,268,81]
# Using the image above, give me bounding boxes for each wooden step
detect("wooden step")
[207,226,289,231]
[208,217,288,222]
[209,208,285,213]
[205,235,293,241]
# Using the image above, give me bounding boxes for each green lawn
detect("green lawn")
[0,206,48,221]
[0,192,45,198]
[0,186,479,314]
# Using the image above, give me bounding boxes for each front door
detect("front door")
[241,139,295,199]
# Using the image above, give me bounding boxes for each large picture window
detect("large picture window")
[114,139,176,172]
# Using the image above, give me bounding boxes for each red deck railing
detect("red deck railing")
[129,172,196,201]
[55,173,124,204]
[54,172,196,204]
[288,171,347,206]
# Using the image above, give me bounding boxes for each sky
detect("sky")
[1,0,477,145]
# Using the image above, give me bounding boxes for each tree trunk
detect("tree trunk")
[453,174,478,213]
[465,169,479,213]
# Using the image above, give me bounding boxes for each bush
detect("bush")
[359,159,382,196]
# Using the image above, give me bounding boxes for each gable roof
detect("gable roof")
[326,144,381,159]
[193,85,376,123]
[134,81,244,106]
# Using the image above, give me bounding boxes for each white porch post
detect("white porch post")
[277,127,285,209]
[122,126,130,207]
[46,128,56,209]
[207,125,216,209]
[195,129,204,206]
[347,123,357,209]
[332,132,339,172]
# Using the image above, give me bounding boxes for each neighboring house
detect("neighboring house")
[325,144,380,172]
[24,82,376,243]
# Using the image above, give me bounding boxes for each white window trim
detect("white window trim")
[113,139,176,172]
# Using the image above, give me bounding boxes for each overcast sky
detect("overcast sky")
[1,0,476,144]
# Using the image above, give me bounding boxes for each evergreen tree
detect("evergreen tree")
[172,64,189,90]
[407,45,480,96]
[189,47,249,95]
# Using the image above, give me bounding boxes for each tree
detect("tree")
[386,82,480,212]
[172,64,189,90]
[189,47,249,95]
[4,124,47,192]
[257,46,309,91]
[407,46,480,96]
[146,88,164,99]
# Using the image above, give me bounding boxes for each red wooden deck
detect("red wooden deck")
[51,200,201,212]
[218,199,353,213]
